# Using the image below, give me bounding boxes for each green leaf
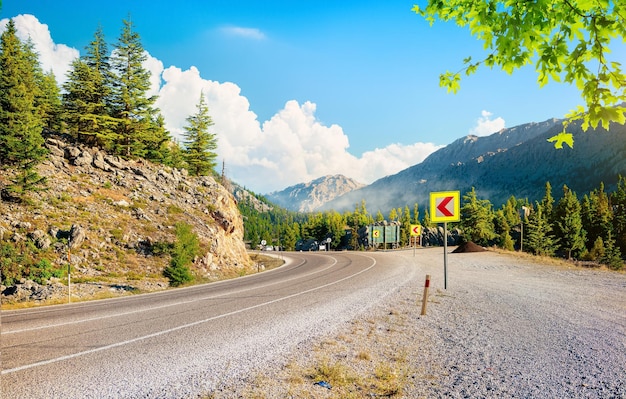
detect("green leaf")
[547,132,574,149]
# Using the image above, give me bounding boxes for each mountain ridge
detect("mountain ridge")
[268,118,626,214]
[266,174,365,212]
[324,118,625,214]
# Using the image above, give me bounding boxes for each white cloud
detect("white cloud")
[1,14,79,85]
[220,26,266,40]
[469,110,505,136]
[4,14,441,194]
[144,53,164,98]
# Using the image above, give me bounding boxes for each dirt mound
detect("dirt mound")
[452,241,486,253]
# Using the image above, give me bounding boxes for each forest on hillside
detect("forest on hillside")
[239,180,625,271]
[0,17,219,202]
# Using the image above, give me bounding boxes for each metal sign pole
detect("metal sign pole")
[443,222,448,290]
[67,235,71,304]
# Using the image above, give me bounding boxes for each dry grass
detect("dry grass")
[208,300,424,399]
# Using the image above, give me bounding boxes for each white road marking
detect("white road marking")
[3,255,330,334]
[2,254,376,375]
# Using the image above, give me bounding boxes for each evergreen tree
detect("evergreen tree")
[582,183,613,248]
[163,222,198,286]
[63,26,119,148]
[422,207,433,227]
[541,182,555,225]
[282,223,299,251]
[388,208,398,222]
[599,232,623,270]
[109,16,162,158]
[183,93,218,176]
[84,25,112,96]
[21,39,62,133]
[164,139,186,169]
[588,236,605,261]
[375,210,384,222]
[494,209,515,251]
[400,205,411,246]
[143,113,172,164]
[63,58,119,147]
[502,196,521,226]
[413,203,420,224]
[0,20,47,198]
[524,204,557,256]
[554,185,586,259]
[38,70,62,131]
[459,187,496,245]
[611,176,626,254]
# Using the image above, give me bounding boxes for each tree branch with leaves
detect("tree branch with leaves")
[413,0,626,148]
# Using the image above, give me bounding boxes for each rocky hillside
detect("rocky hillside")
[322,119,626,214]
[266,174,365,212]
[0,134,252,303]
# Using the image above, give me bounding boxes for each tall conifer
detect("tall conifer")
[0,20,47,198]
[610,176,626,254]
[183,93,218,176]
[63,26,119,147]
[554,185,586,259]
[110,16,163,158]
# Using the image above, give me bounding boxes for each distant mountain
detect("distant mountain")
[266,175,365,212]
[231,182,273,213]
[320,119,626,214]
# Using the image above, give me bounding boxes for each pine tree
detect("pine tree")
[0,20,47,198]
[400,205,411,246]
[143,113,172,163]
[21,39,62,133]
[38,70,62,131]
[63,26,119,148]
[554,185,586,259]
[164,139,186,169]
[422,207,433,227]
[63,59,119,147]
[459,187,496,245]
[599,232,623,270]
[109,16,162,158]
[611,176,626,254]
[183,93,218,176]
[494,209,515,251]
[413,203,420,224]
[524,204,557,256]
[541,182,555,223]
[582,183,613,248]
[388,208,398,221]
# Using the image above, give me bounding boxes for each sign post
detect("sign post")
[67,235,71,304]
[430,191,460,289]
[410,224,422,256]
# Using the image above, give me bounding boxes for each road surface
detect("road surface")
[1,251,417,398]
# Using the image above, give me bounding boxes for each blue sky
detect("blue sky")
[0,1,598,193]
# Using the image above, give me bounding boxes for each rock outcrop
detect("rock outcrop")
[0,134,252,303]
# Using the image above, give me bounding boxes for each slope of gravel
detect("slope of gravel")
[212,248,626,398]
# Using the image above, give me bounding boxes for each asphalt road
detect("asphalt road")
[1,250,420,398]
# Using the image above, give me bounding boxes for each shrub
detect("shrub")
[163,222,198,286]
[1,242,24,286]
[28,258,62,284]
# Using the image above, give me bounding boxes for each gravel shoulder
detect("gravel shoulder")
[211,248,626,398]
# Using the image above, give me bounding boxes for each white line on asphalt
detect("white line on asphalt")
[2,254,375,375]
[3,255,331,334]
